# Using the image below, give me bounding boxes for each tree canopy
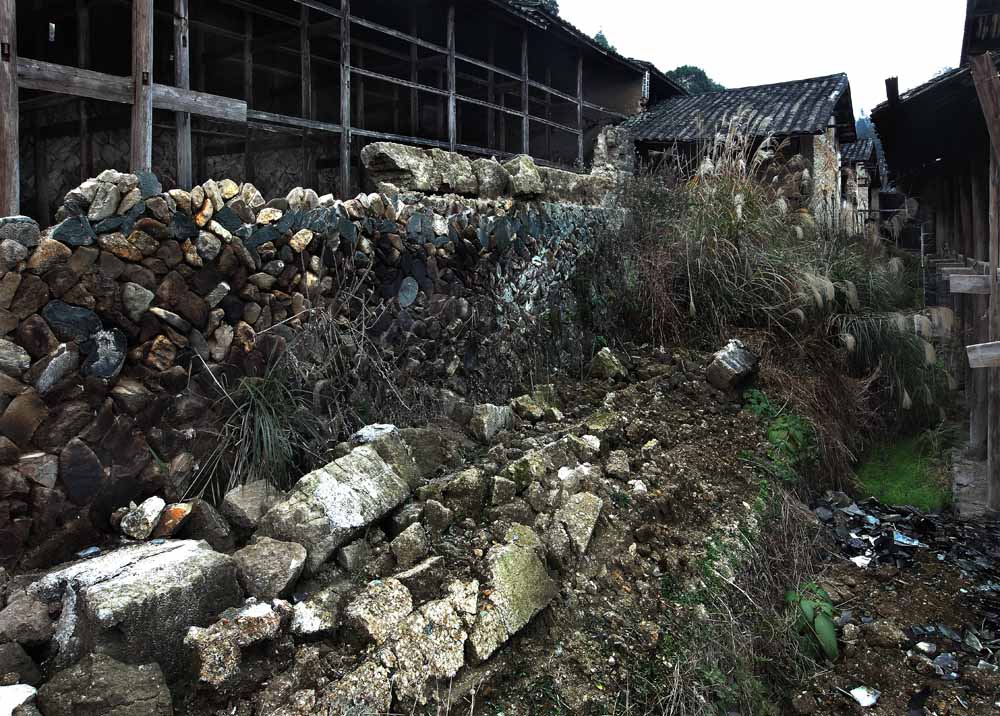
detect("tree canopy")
[666,65,725,94]
[594,30,617,53]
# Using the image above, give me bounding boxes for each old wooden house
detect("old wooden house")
[0,0,685,221]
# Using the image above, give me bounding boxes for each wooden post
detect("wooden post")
[77,0,91,181]
[301,4,315,188]
[356,48,365,129]
[174,0,192,189]
[577,53,584,166]
[487,25,495,150]
[521,28,529,155]
[972,167,989,458]
[340,0,351,196]
[970,52,1000,511]
[131,0,154,172]
[243,13,254,183]
[544,67,551,160]
[0,0,18,215]
[33,113,48,224]
[447,3,456,152]
[409,6,418,135]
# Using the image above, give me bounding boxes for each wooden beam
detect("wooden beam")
[521,28,529,155]
[971,51,1000,512]
[77,0,91,181]
[175,0,192,188]
[131,0,154,172]
[968,341,1000,368]
[447,3,456,152]
[0,0,17,215]
[17,58,131,103]
[152,85,246,123]
[340,0,351,196]
[951,274,993,294]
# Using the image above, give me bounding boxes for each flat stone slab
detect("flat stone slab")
[258,445,411,574]
[28,540,242,680]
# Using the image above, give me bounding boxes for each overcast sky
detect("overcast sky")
[558,0,966,116]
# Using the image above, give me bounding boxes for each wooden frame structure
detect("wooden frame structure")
[0,0,681,216]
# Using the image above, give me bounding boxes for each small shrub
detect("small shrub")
[786,583,839,661]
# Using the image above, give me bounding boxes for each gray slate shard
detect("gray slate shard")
[80,327,126,379]
[246,224,280,250]
[42,301,102,342]
[137,171,162,199]
[169,211,199,241]
[338,216,358,247]
[91,215,124,234]
[212,205,243,234]
[398,277,419,308]
[51,216,96,247]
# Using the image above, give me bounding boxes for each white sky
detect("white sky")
[558,0,967,116]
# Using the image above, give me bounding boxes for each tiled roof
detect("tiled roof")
[625,73,855,143]
[841,138,876,164]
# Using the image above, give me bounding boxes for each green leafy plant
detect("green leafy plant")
[743,389,817,483]
[786,582,839,661]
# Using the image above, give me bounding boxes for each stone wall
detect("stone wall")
[0,147,623,569]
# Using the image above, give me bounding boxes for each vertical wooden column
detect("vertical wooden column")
[78,0,92,181]
[339,0,351,196]
[487,26,495,150]
[243,13,254,183]
[576,53,584,166]
[409,7,418,135]
[447,3,456,152]
[971,166,988,458]
[521,29,529,155]
[131,0,154,173]
[990,154,1000,511]
[301,5,315,188]
[0,0,18,216]
[33,114,48,224]
[174,0,192,189]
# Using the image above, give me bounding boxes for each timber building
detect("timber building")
[0,0,685,222]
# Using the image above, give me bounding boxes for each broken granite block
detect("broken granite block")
[344,579,413,645]
[36,654,172,716]
[706,339,758,391]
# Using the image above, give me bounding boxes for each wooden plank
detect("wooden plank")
[340,0,351,196]
[951,274,992,294]
[131,0,154,172]
[152,85,246,123]
[175,0,192,188]
[351,66,449,98]
[247,109,341,133]
[968,341,1000,368]
[521,29,529,154]
[939,265,976,275]
[77,0,91,181]
[447,3,456,152]
[17,57,132,103]
[0,0,17,215]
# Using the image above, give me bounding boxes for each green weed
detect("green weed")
[856,437,951,511]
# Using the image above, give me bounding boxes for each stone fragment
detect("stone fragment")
[116,187,142,215]
[503,154,544,196]
[87,183,121,222]
[344,578,412,645]
[554,492,602,554]
[360,142,441,193]
[706,339,759,391]
[0,642,40,686]
[423,499,453,535]
[0,592,53,646]
[0,392,47,448]
[0,273,20,310]
[16,452,56,489]
[203,179,224,211]
[0,216,40,248]
[233,537,307,601]
[349,424,421,489]
[120,496,166,540]
[110,377,152,415]
[122,282,155,322]
[289,228,314,253]
[34,343,78,395]
[26,238,71,274]
[392,556,446,604]
[468,528,556,663]
[0,239,27,272]
[290,586,341,638]
[178,499,235,553]
[318,661,392,716]
[219,179,240,200]
[97,231,142,261]
[605,450,631,479]
[0,684,36,714]
[151,502,193,538]
[58,437,105,504]
[257,207,283,224]
[258,446,411,574]
[80,328,126,379]
[590,346,627,380]
[469,403,514,443]
[390,522,429,569]
[195,231,221,262]
[221,481,283,532]
[0,340,29,378]
[29,540,242,679]
[51,216,96,247]
[184,599,292,687]
[36,654,172,716]
[41,301,100,342]
[512,394,545,422]
[472,158,512,198]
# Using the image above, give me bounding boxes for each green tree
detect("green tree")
[666,65,725,94]
[594,30,616,53]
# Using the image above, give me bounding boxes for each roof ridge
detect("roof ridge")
[688,72,848,96]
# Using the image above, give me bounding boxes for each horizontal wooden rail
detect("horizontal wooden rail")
[247,109,342,134]
[152,85,246,123]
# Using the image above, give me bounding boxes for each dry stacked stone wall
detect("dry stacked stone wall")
[0,147,623,569]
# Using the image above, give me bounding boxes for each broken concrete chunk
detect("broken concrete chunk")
[468,528,556,663]
[469,404,514,443]
[554,492,602,555]
[258,445,411,575]
[706,339,758,391]
[344,578,412,645]
[233,537,307,601]
[28,540,242,679]
[185,599,292,688]
[36,654,172,716]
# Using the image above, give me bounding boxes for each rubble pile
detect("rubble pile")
[0,151,623,568]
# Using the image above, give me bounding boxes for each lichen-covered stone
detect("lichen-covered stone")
[233,537,307,601]
[344,578,413,645]
[469,403,514,443]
